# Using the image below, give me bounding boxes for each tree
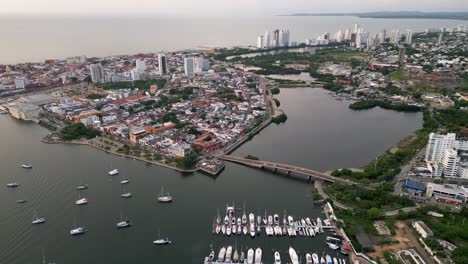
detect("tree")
[367,207,382,220]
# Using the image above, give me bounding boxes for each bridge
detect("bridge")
[221,155,356,185]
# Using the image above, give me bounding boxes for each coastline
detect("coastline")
[41,137,199,173]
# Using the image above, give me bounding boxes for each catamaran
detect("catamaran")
[247,248,254,264]
[21,164,32,169]
[157,186,172,203]
[153,226,171,245]
[289,247,299,264]
[274,251,281,264]
[254,248,262,264]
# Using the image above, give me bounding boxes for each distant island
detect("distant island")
[285,11,468,21]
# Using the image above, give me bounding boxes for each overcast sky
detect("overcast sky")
[2,0,468,15]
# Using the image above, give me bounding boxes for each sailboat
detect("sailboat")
[254,248,262,264]
[21,164,32,169]
[121,185,132,198]
[274,251,281,264]
[116,211,132,229]
[70,219,87,236]
[262,210,267,225]
[75,192,88,205]
[32,210,46,225]
[157,186,172,203]
[76,184,88,190]
[120,175,130,184]
[242,201,247,225]
[108,161,119,176]
[289,247,299,264]
[216,208,221,225]
[6,182,19,188]
[153,226,171,245]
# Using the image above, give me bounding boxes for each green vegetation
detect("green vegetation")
[389,69,410,81]
[349,100,422,112]
[434,107,468,136]
[384,252,403,264]
[245,155,259,160]
[274,98,281,107]
[315,49,368,62]
[86,93,105,99]
[270,87,280,95]
[272,113,288,124]
[60,123,100,141]
[97,79,166,91]
[175,154,198,169]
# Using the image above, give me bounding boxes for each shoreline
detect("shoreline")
[41,137,199,173]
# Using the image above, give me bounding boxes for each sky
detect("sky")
[1,0,468,15]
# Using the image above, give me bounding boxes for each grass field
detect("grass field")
[317,50,369,61]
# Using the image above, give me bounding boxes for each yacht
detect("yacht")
[333,258,339,264]
[231,217,236,226]
[249,213,256,237]
[76,184,88,190]
[108,169,119,176]
[6,182,19,188]
[247,248,254,264]
[120,179,130,184]
[233,248,239,263]
[312,253,319,264]
[21,164,32,169]
[289,247,299,264]
[306,253,313,264]
[157,186,172,203]
[153,226,171,245]
[274,251,281,264]
[225,246,233,263]
[288,216,294,226]
[254,248,262,264]
[237,224,242,235]
[70,226,87,236]
[224,215,230,225]
[218,247,226,262]
[116,212,132,229]
[306,218,313,226]
[326,255,333,264]
[237,218,242,226]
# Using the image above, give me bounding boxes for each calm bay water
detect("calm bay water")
[0,88,422,263]
[0,15,464,64]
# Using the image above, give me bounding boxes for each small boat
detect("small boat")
[262,210,267,225]
[222,225,226,234]
[76,184,88,190]
[274,251,281,264]
[257,215,262,225]
[326,255,333,264]
[232,224,237,234]
[288,216,294,226]
[157,186,172,203]
[153,226,171,245]
[289,247,299,264]
[226,225,232,236]
[327,242,340,250]
[121,185,132,198]
[70,226,87,236]
[268,215,273,225]
[75,197,88,205]
[237,224,242,235]
[16,199,27,204]
[215,225,221,234]
[312,253,319,264]
[240,250,245,263]
[21,164,32,169]
[216,209,221,225]
[108,169,119,176]
[237,218,241,226]
[116,212,132,229]
[243,226,248,235]
[306,218,313,226]
[120,179,130,184]
[247,248,254,264]
[225,246,233,263]
[333,257,339,264]
[274,214,280,225]
[306,253,313,264]
[231,217,236,226]
[32,213,46,225]
[6,182,19,188]
[249,213,256,237]
[218,247,226,262]
[254,248,262,264]
[208,250,215,262]
[320,257,326,264]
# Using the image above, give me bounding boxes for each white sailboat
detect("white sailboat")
[75,192,88,205]
[6,182,19,188]
[306,253,313,264]
[32,210,46,225]
[121,185,132,198]
[153,226,171,245]
[218,247,226,262]
[289,247,299,264]
[274,251,281,264]
[116,211,132,229]
[70,221,87,236]
[247,248,254,264]
[312,253,319,264]
[21,164,32,169]
[157,186,172,203]
[254,248,262,264]
[249,213,256,237]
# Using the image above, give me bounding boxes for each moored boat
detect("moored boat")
[6,182,19,188]
[326,255,333,264]
[157,186,172,203]
[274,251,281,264]
[289,247,299,264]
[254,248,262,264]
[247,248,254,264]
[218,247,226,262]
[225,246,233,263]
[70,226,87,236]
[312,253,319,264]
[21,164,32,169]
[306,253,313,264]
[108,169,119,176]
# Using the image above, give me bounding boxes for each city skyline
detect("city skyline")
[2,0,468,15]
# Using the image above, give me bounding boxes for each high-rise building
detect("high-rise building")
[353,24,359,33]
[14,77,27,89]
[405,30,413,45]
[257,35,264,49]
[442,149,460,178]
[389,29,400,44]
[398,47,406,66]
[194,57,208,73]
[158,54,167,76]
[272,29,280,47]
[89,63,104,84]
[355,33,363,48]
[425,133,457,162]
[135,59,146,72]
[279,29,289,47]
[184,57,194,77]
[264,31,271,48]
[378,30,386,44]
[437,32,444,46]
[344,29,351,40]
